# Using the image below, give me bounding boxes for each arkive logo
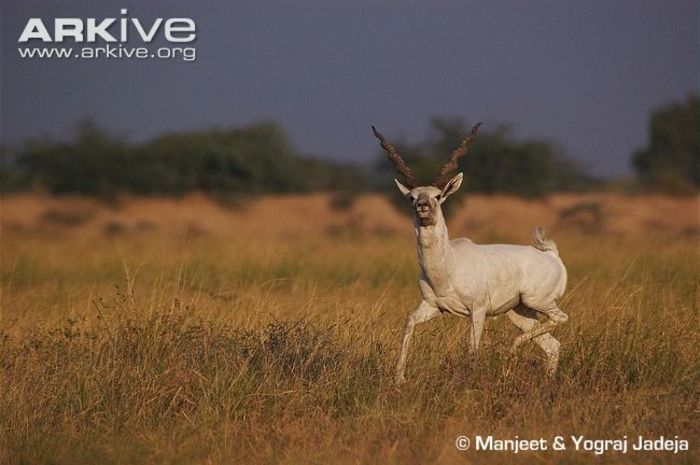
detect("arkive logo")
[17,9,197,61]
[19,9,196,43]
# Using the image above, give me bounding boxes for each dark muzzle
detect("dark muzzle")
[415,198,433,223]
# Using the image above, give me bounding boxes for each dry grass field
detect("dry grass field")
[1,193,698,464]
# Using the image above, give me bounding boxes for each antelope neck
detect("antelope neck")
[414,211,454,287]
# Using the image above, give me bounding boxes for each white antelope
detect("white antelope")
[372,123,569,384]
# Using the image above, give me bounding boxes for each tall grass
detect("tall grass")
[1,218,698,464]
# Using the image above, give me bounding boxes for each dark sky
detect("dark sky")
[2,0,698,176]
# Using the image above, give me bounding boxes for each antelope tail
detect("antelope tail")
[532,227,559,256]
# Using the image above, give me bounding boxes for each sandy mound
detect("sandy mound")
[2,193,697,239]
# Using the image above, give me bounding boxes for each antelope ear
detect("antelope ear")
[394,179,412,197]
[440,173,463,201]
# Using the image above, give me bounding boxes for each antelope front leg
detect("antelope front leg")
[395,301,441,385]
[469,309,486,355]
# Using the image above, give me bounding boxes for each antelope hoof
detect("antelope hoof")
[547,309,569,324]
[511,338,524,354]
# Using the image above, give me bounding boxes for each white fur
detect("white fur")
[394,173,569,384]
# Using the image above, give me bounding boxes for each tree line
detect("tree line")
[1,121,365,199]
[1,95,696,198]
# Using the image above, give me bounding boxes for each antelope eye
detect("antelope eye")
[435,194,442,202]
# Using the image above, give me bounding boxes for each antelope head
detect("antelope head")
[372,123,482,226]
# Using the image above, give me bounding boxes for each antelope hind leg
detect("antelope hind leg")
[507,305,561,375]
